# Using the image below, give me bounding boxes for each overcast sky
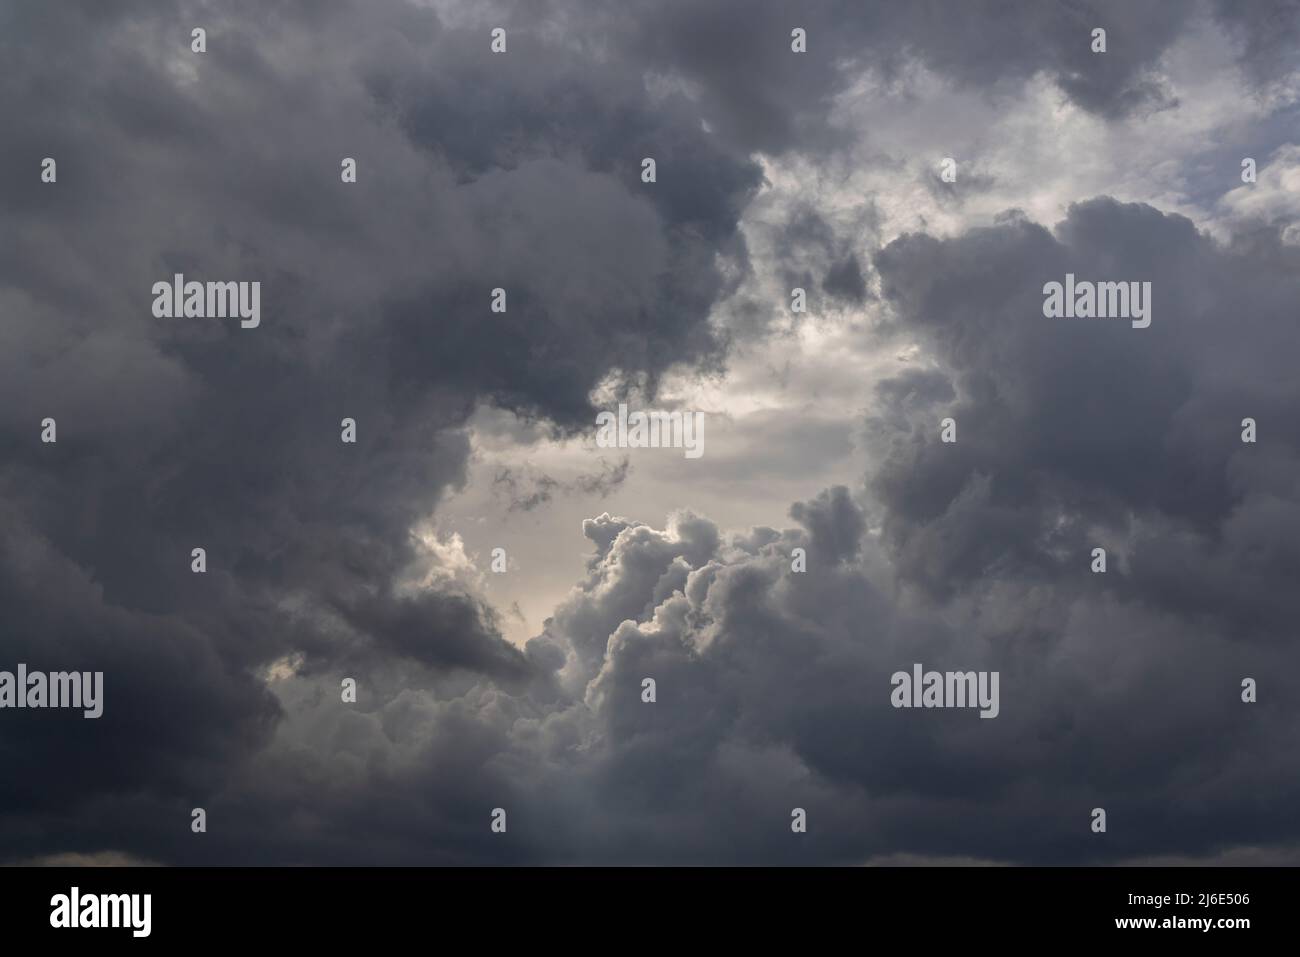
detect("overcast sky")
[2,0,1299,865]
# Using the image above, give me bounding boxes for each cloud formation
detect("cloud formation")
[1,0,1298,865]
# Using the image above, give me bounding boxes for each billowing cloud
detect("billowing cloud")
[1,0,1297,866]
[0,0,758,860]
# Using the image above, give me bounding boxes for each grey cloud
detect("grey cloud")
[493,457,630,512]
[597,0,1272,152]
[872,199,1300,598]
[537,489,1297,863]
[823,254,868,304]
[788,486,866,564]
[0,0,760,860]
[3,0,1298,867]
[1213,0,1300,88]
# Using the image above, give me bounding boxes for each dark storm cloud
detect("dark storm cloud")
[324,587,533,682]
[872,199,1300,598]
[502,200,1300,864]
[2,0,1298,867]
[511,454,1298,864]
[844,200,1300,858]
[595,0,1292,151]
[0,0,758,861]
[514,484,1293,864]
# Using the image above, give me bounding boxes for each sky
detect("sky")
[1,0,1299,865]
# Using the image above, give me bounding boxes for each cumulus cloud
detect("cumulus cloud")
[2,0,1297,866]
[0,0,757,861]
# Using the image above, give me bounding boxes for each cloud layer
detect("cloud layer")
[1,0,1298,865]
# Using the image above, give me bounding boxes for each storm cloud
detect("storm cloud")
[1,0,1298,865]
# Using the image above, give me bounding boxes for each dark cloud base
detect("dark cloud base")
[1,0,1298,865]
